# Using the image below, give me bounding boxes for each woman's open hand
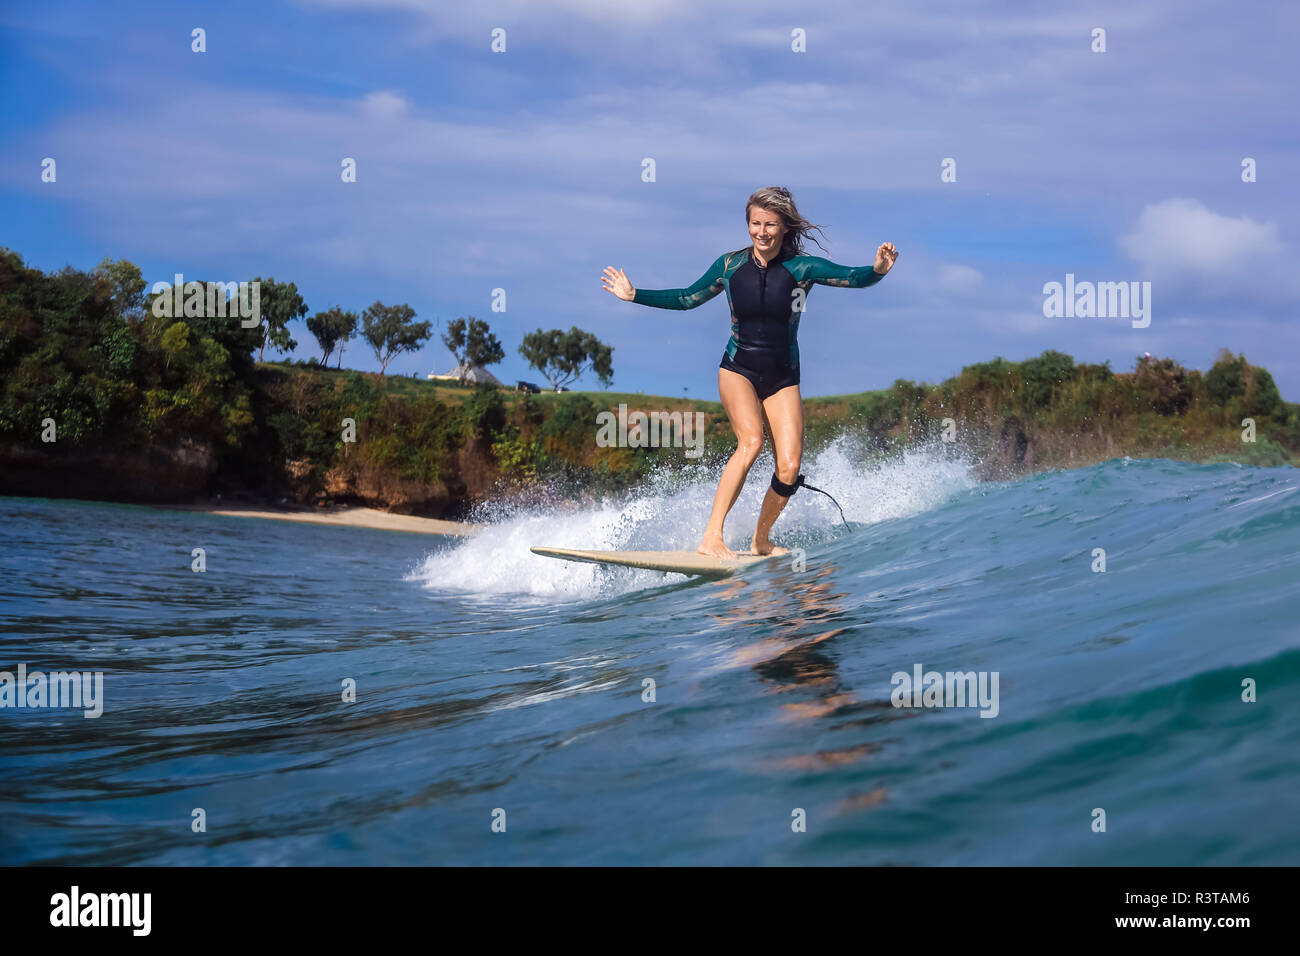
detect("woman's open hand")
[873,242,899,275]
[602,267,635,301]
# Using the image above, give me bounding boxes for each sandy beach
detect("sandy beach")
[166,503,480,537]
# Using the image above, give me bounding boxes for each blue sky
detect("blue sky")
[2,0,1296,399]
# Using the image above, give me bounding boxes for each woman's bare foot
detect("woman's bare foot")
[752,538,789,556]
[698,531,737,560]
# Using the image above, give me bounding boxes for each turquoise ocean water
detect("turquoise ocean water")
[2,448,1298,865]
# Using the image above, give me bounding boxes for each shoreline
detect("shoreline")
[161,503,480,537]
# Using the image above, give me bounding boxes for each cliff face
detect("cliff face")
[0,440,216,502]
[302,438,497,515]
[0,436,503,516]
[3,401,1295,515]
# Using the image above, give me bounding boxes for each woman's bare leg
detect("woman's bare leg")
[698,368,765,559]
[752,384,803,555]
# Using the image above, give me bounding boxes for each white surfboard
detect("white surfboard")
[530,546,773,578]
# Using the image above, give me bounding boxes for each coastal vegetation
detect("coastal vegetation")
[1,249,1296,516]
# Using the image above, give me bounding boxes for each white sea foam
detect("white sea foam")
[406,437,978,599]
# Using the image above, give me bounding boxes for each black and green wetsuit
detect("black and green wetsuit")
[632,246,886,399]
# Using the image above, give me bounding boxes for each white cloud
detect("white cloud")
[1117,198,1284,277]
[360,90,410,118]
[936,263,983,295]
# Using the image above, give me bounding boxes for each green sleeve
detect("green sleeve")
[632,254,728,310]
[800,255,886,288]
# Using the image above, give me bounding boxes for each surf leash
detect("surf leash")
[798,476,851,531]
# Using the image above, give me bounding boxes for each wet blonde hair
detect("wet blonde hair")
[725,187,829,269]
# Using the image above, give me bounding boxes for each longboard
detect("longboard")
[530,546,772,578]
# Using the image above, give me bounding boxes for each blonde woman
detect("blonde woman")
[603,187,898,559]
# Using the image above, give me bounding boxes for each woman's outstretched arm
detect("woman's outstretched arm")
[602,253,729,309]
[798,242,899,287]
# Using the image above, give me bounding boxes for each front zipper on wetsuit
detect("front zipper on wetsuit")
[750,254,770,351]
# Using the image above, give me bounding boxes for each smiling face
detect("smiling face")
[748,205,787,258]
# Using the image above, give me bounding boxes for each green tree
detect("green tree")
[441,316,505,383]
[1206,349,1284,421]
[142,280,263,375]
[306,306,359,367]
[253,278,306,362]
[1019,350,1075,411]
[518,325,613,391]
[0,249,126,444]
[1132,355,1193,415]
[92,257,147,319]
[160,321,190,370]
[361,301,432,377]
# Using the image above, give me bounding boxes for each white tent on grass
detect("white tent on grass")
[428,363,504,386]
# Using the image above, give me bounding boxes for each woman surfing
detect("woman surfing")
[602,186,898,560]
